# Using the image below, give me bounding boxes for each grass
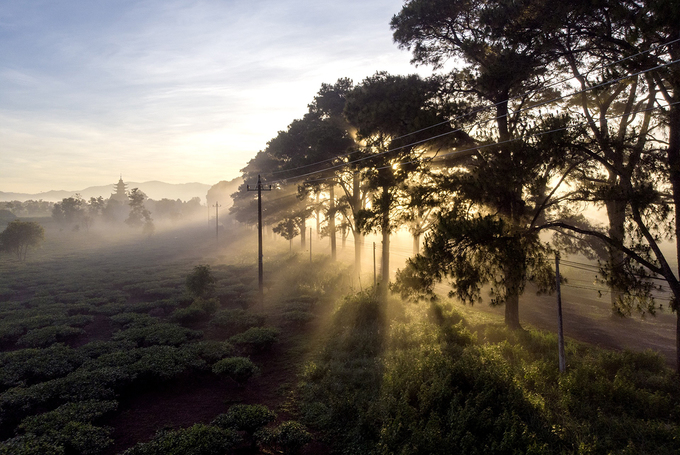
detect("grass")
[300,295,680,454]
[1,222,679,454]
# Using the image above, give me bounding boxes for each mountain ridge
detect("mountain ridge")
[0,181,213,203]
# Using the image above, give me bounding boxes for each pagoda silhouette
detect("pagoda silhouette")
[110,175,128,203]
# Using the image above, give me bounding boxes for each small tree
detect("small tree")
[186,265,216,298]
[126,188,153,231]
[273,216,300,251]
[0,220,44,261]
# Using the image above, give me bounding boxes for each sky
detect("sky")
[0,0,433,194]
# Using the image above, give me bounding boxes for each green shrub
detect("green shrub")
[188,341,235,364]
[112,323,202,347]
[212,357,259,384]
[17,326,85,348]
[77,340,137,359]
[0,435,65,455]
[256,421,312,455]
[210,309,265,332]
[186,265,216,299]
[282,310,313,325]
[110,313,157,328]
[170,306,207,324]
[87,345,205,383]
[122,424,239,455]
[18,400,118,434]
[0,344,85,389]
[229,327,279,353]
[212,404,276,434]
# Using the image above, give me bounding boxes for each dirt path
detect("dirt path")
[440,283,676,366]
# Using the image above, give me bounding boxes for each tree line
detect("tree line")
[230,0,680,371]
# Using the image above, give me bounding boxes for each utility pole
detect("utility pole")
[556,253,566,373]
[247,175,272,300]
[309,227,312,263]
[212,202,221,241]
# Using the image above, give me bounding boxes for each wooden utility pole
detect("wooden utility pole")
[247,175,272,300]
[556,253,566,373]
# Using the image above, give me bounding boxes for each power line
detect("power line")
[267,37,680,178]
[261,57,680,185]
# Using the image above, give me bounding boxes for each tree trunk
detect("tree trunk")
[379,185,391,300]
[315,193,320,239]
[329,184,336,260]
[668,88,680,373]
[503,238,523,330]
[354,230,363,277]
[606,194,626,311]
[504,292,521,329]
[301,216,306,248]
[381,229,390,300]
[352,172,363,275]
[413,232,420,256]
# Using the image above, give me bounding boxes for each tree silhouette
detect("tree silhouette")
[0,220,44,261]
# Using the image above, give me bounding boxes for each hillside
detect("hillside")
[0,181,211,203]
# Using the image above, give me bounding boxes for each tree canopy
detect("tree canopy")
[0,220,45,261]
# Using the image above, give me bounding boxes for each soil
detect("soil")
[103,304,333,455]
[443,282,677,366]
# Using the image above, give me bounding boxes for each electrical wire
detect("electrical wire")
[256,54,680,186]
[265,38,680,178]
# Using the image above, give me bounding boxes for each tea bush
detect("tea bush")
[188,341,235,364]
[256,421,311,455]
[212,357,259,384]
[121,424,240,455]
[0,344,85,389]
[212,404,276,434]
[18,399,117,434]
[229,327,279,353]
[17,326,85,348]
[169,306,207,324]
[210,309,265,333]
[112,323,202,347]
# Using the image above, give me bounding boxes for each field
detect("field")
[1,221,679,454]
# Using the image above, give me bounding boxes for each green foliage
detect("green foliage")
[301,292,680,454]
[191,297,218,315]
[18,400,117,435]
[212,357,259,384]
[87,345,205,382]
[185,264,216,298]
[121,424,240,455]
[0,220,44,261]
[187,341,234,364]
[256,421,312,455]
[169,306,207,324]
[125,188,153,229]
[110,312,157,328]
[299,291,385,453]
[17,326,86,348]
[112,323,202,347]
[228,327,279,353]
[212,404,276,434]
[210,309,265,333]
[282,310,313,325]
[0,344,85,389]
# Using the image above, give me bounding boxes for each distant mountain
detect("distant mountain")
[0,181,212,203]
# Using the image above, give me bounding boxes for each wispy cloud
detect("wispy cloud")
[0,0,427,193]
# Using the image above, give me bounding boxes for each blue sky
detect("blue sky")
[0,0,428,193]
